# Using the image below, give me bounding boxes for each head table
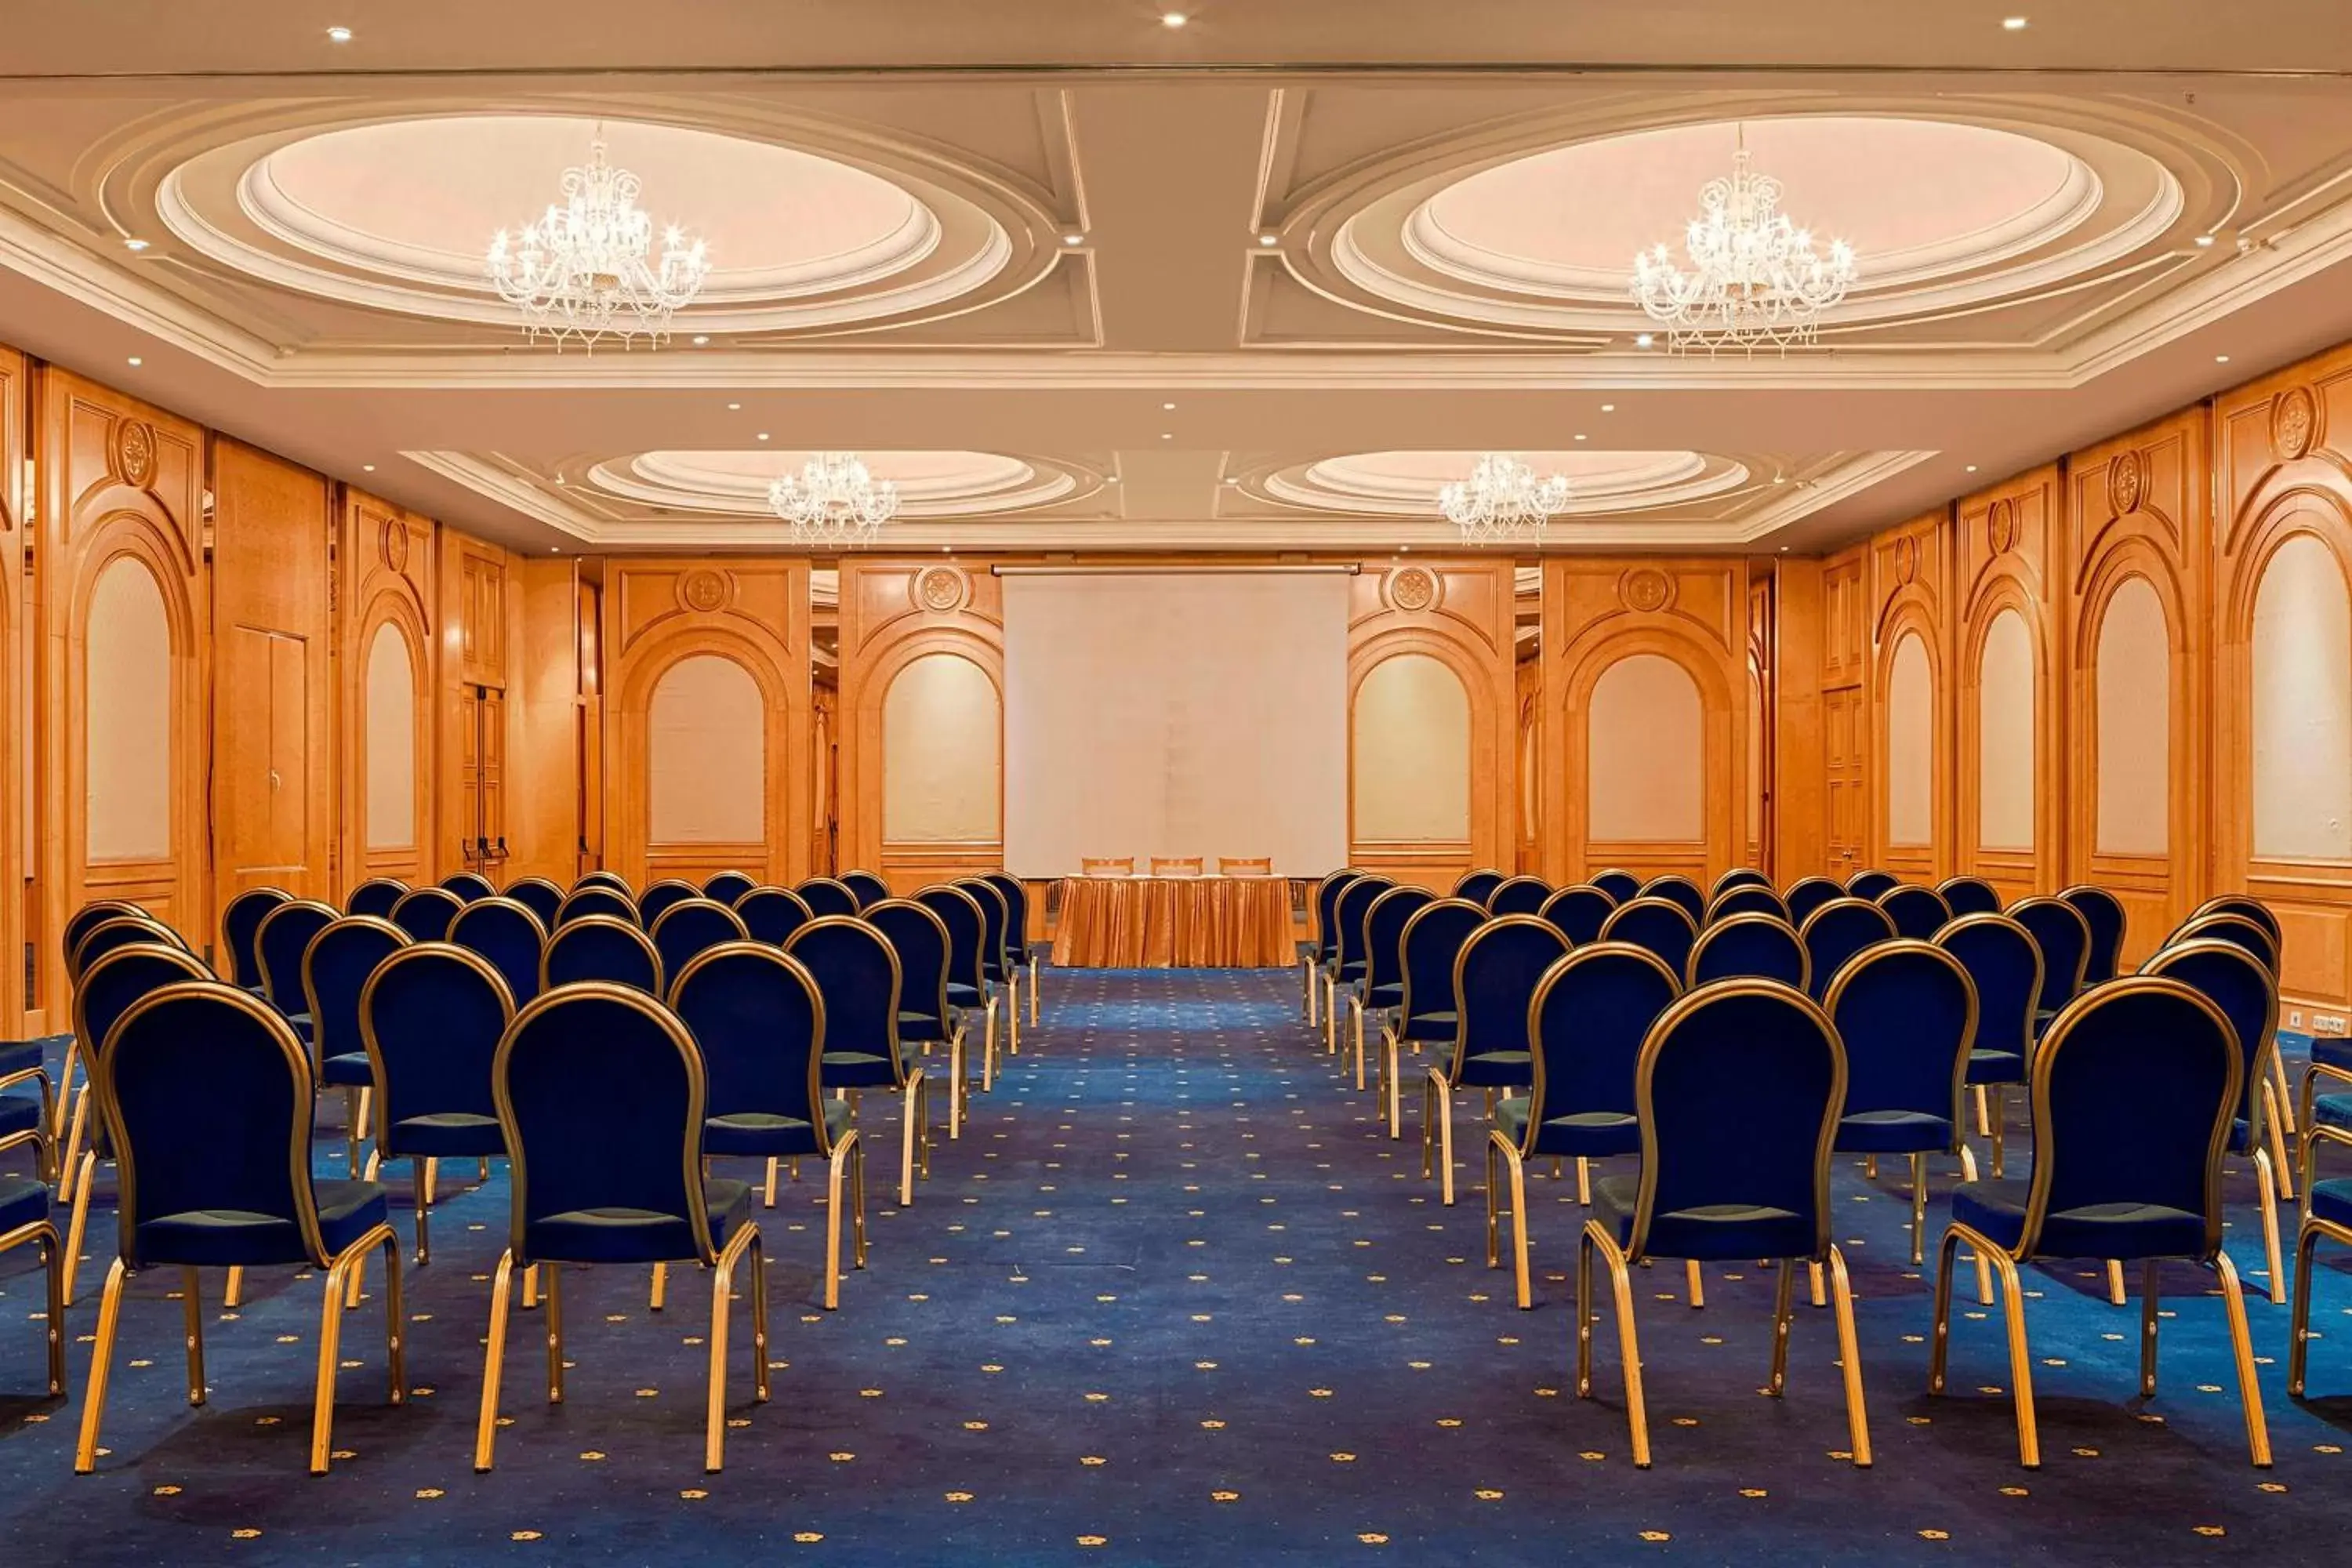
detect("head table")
[1049,874,1298,968]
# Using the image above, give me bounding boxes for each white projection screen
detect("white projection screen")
[1002,569,1350,877]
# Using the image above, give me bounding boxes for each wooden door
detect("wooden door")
[1824,685,1866,880]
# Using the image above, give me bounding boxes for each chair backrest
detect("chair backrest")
[1451,868,1508,906]
[960,877,1014,982]
[866,898,956,1033]
[1935,913,2042,1065]
[542,914,663,996]
[256,898,339,1011]
[1362,885,1436,993]
[2169,912,2279,975]
[2141,938,2277,1148]
[1218,857,1272,877]
[1705,884,1789,924]
[984,874,1032,956]
[64,898,149,961]
[1630,982,1843,1263]
[2019,978,2238,1262]
[71,915,182,984]
[1598,898,1700,982]
[440,871,496,903]
[1395,898,1486,1026]
[669,944,828,1148]
[1149,856,1204,877]
[1936,875,2004,917]
[74,944,211,1073]
[574,869,635,898]
[735,885,816,946]
[797,877,862,918]
[495,985,713,1268]
[637,879,700,927]
[1082,857,1137,877]
[1686,913,1808,991]
[100,982,328,1269]
[1589,868,1642,905]
[390,886,464,943]
[2182,894,2281,945]
[503,877,566,929]
[2009,895,2092,1015]
[916,884,991,993]
[2060,884,2129,984]
[1877,884,1954,942]
[1711,868,1772,896]
[649,898,750,989]
[1485,876,1551,917]
[702,869,757,906]
[839,870,892,909]
[222,887,292,989]
[448,896,550,1007]
[1826,940,1976,1130]
[1327,875,1393,975]
[1450,916,1573,1070]
[782,916,906,1083]
[1798,897,1896,1000]
[1783,876,1843,926]
[346,877,408,920]
[1537,884,1616,946]
[1846,868,1899,900]
[1521,945,1682,1152]
[301,915,410,1069]
[1312,869,1363,960]
[557,884,641,927]
[1639,875,1708,925]
[360,943,515,1149]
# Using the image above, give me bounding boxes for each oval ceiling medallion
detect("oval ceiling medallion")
[586,449,1086,518]
[1265,450,1749,517]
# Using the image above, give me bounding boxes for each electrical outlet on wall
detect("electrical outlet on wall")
[2316,1013,2349,1036]
[2291,1009,2305,1029]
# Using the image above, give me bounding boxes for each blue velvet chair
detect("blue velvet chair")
[650,898,750,990]
[1452,867,1507,907]
[671,943,864,1306]
[256,898,339,1041]
[70,916,183,989]
[0,1171,62,1399]
[702,869,757,905]
[303,914,412,1167]
[1639,875,1707,927]
[1931,978,2271,1469]
[1539,884,1616,945]
[916,884,1000,1091]
[440,871,495,903]
[1424,916,1571,1207]
[1784,875,1843,927]
[345,877,408,920]
[1937,875,2004,917]
[449,895,549,1008]
[2061,884,2129,984]
[1486,944,1680,1307]
[390,886,463,942]
[77,982,402,1476]
[1711,868,1772,897]
[736,884,816,946]
[1589,868,1642,905]
[2010,895,2091,1033]
[1579,980,1870,1469]
[1827,941,1978,1268]
[0,1023,53,1178]
[1878,884,1953,942]
[1938,912,2042,1179]
[1486,875,1551,917]
[359,943,514,1264]
[1686,913,1808,991]
[503,876,565,930]
[2172,911,2280,975]
[543,914,662,996]
[1321,875,1396,1055]
[1846,868,1899,901]
[1599,897,1699,982]
[1305,869,1363,1022]
[1798,897,1896,1001]
[222,886,291,992]
[1349,885,1436,1091]
[2291,1083,2352,1400]
[796,877,862,919]
[573,869,634,898]
[557,884,641,927]
[959,877,1022,1058]
[982,873,1040,1029]
[867,898,971,1142]
[637,878,700,928]
[840,870,891,909]
[1379,899,1483,1138]
[63,899,149,961]
[475,984,766,1475]
[2181,894,2281,946]
[785,916,927,1207]
[1705,883,1789,924]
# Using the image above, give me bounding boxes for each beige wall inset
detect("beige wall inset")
[85,556,172,862]
[648,653,768,844]
[364,620,417,851]
[883,651,1000,843]
[1353,652,1472,842]
[2095,575,2172,856]
[1977,608,2037,852]
[1886,630,1933,848]
[1587,652,1703,842]
[2252,530,2352,861]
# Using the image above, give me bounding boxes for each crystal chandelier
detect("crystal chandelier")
[1437,454,1570,546]
[768,453,899,548]
[486,135,710,350]
[1630,125,1857,354]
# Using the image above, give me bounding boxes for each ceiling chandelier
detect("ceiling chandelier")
[486,135,711,350]
[1629,125,1857,354]
[768,452,900,548]
[1437,453,1571,546]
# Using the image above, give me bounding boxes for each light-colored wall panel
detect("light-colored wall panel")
[2095,575,2172,856]
[882,651,1001,844]
[649,653,766,844]
[365,621,417,851]
[1977,607,2038,853]
[1353,651,1472,843]
[2251,532,2352,861]
[1585,652,1701,843]
[84,557,171,862]
[1886,630,1933,848]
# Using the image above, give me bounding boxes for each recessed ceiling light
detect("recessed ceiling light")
[1965,464,1979,473]
[1224,477,1240,485]
[726,401,741,410]
[1780,546,1790,554]
[2194,234,2217,247]
[1162,11,1189,27]
[326,25,354,43]
[2002,16,2027,29]
[362,463,375,472]
[1163,401,1176,410]
[691,334,709,346]
[1634,333,1653,349]
[1258,234,1277,246]
[1573,433,1587,441]
[1062,233,1083,245]
[756,432,771,441]
[1160,432,1173,439]
[126,356,141,367]
[1399,545,1410,554]
[1599,403,1615,412]
[1772,474,1786,485]
[2216,354,2232,363]
[123,238,149,252]
[942,546,953,554]
[550,546,560,553]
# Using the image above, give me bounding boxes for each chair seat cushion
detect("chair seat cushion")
[1363,982,1403,1010]
[1591,1173,1814,1262]
[386,1112,504,1159]
[1836,1109,1955,1155]
[2314,1094,2352,1134]
[2310,1178,2352,1233]
[1496,1097,1637,1158]
[282,1011,314,1044]
[822,1043,918,1089]
[705,1099,852,1158]
[320,1052,374,1088]
[1454,1049,1532,1089]
[1398,1010,1457,1043]
[1965,1047,2024,1086]
[0,1094,38,1140]
[897,1009,949,1044]
[1951,1178,2208,1261]
[0,1037,45,1080]
[0,1174,49,1235]
[525,1178,753,1265]
[134,1178,388,1268]
[2314,1036,2352,1072]
[946,983,986,1009]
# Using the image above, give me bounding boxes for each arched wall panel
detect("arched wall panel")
[364,621,418,851]
[1957,466,2063,902]
[1354,651,1472,843]
[881,651,1001,844]
[649,653,768,844]
[1584,653,1701,842]
[2251,532,2352,860]
[1976,608,2038,853]
[339,491,437,895]
[1885,631,1934,849]
[2094,576,2172,857]
[84,558,172,862]
[1866,512,1951,882]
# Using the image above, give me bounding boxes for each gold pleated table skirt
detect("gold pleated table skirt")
[1050,876,1296,968]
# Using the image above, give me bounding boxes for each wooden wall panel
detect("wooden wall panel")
[338,489,437,897]
[1956,465,2065,902]
[0,349,22,1033]
[1514,655,1541,874]
[1820,546,1869,880]
[1744,566,1773,873]
[506,557,584,886]
[438,531,510,881]
[1770,557,1828,880]
[1867,509,1953,884]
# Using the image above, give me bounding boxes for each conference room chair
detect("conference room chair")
[303,914,412,1168]
[1081,857,1136,877]
[797,877,862,918]
[1704,883,1789,924]
[440,871,496,903]
[1930,978,2270,1470]
[256,898,339,1040]
[839,869,892,909]
[43,903,164,1152]
[556,884,640,927]
[474,984,766,1475]
[1323,875,1396,1054]
[1485,875,1550,918]
[1149,856,1204,877]
[1798,897,1896,1002]
[638,878,702,927]
[1379,899,1483,1139]
[449,895,549,1008]
[503,876,566,930]
[1424,916,1570,1207]
[1846,869,1899,901]
[390,885,464,943]
[984,872,1042,1027]
[2291,1087,2352,1400]
[1578,981,1871,1470]
[345,877,409,920]
[222,885,291,992]
[1936,875,2005,917]
[1783,875,1843,927]
[2172,910,2281,974]
[1218,856,1273,877]
[1639,874,1708,926]
[2169,910,2292,1130]
[574,869,635,897]
[76,982,403,1476]
[917,884,1002,1092]
[1711,867,1773,896]
[670,943,865,1305]
[867,898,972,1141]
[651,898,751,990]
[358,942,514,1268]
[1487,944,1680,1308]
[1937,912,2043,1182]
[1452,867,1508,907]
[0,1167,63,1400]
[2062,884,2129,985]
[702,869,757,906]
[1589,868,1642,905]
[2183,893,2283,946]
[0,1025,53,1182]
[1349,885,1435,1090]
[1539,884,1616,945]
[2010,895,2092,1035]
[1598,897,1699,984]
[735,884,816,946]
[1878,883,1953,942]
[543,914,664,996]
[1305,869,1363,1024]
[1686,912,1808,991]
[960,877,1022,1057]
[784,916,928,1208]
[71,915,187,987]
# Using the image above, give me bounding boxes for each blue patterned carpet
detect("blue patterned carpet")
[2,966,2350,1564]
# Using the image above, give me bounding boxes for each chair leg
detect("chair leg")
[1989,1086,2007,1178]
[2106,1260,2127,1307]
[181,1267,207,1406]
[1006,971,1021,1058]
[1910,1152,1929,1267]
[1973,1083,1991,1139]
[851,1138,870,1268]
[2289,1225,2321,1396]
[1576,1226,1596,1398]
[1436,1076,1456,1207]
[1324,976,1338,1053]
[1808,1261,1825,1308]
[312,1253,354,1474]
[1958,1145,1993,1305]
[764,1157,779,1208]
[1576,1156,1592,1207]
[522,1263,539,1311]
[900,1072,923,1206]
[750,1233,771,1406]
[343,1234,365,1311]
[56,1083,89,1203]
[824,1133,856,1309]
[379,1232,406,1404]
[1584,1222,1651,1468]
[422,1155,437,1209]
[1493,1136,1533,1310]
[1825,1246,1872,1468]
[1350,998,1366,1091]
[50,1040,78,1141]
[1483,1137,1502,1272]
[651,1262,666,1312]
[1303,956,1316,1025]
[545,1259,566,1405]
[61,1150,96,1307]
[2140,1259,2161,1396]
[2262,1080,2296,1201]
[416,1163,439,1261]
[2253,1148,2287,1305]
[474,1251,516,1472]
[224,1266,245,1310]
[1384,1032,1402,1140]
[1929,1226,1962,1395]
[345,1087,363,1171]
[73,1256,129,1472]
[949,1025,967,1141]
[1684,1259,1705,1309]
[2212,1250,2274,1468]
[705,1243,734,1474]
[1028,956,1039,1026]
[1768,1258,1795,1395]
[2270,1044,2298,1136]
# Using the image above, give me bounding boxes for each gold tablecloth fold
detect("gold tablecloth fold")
[1050,876,1296,968]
